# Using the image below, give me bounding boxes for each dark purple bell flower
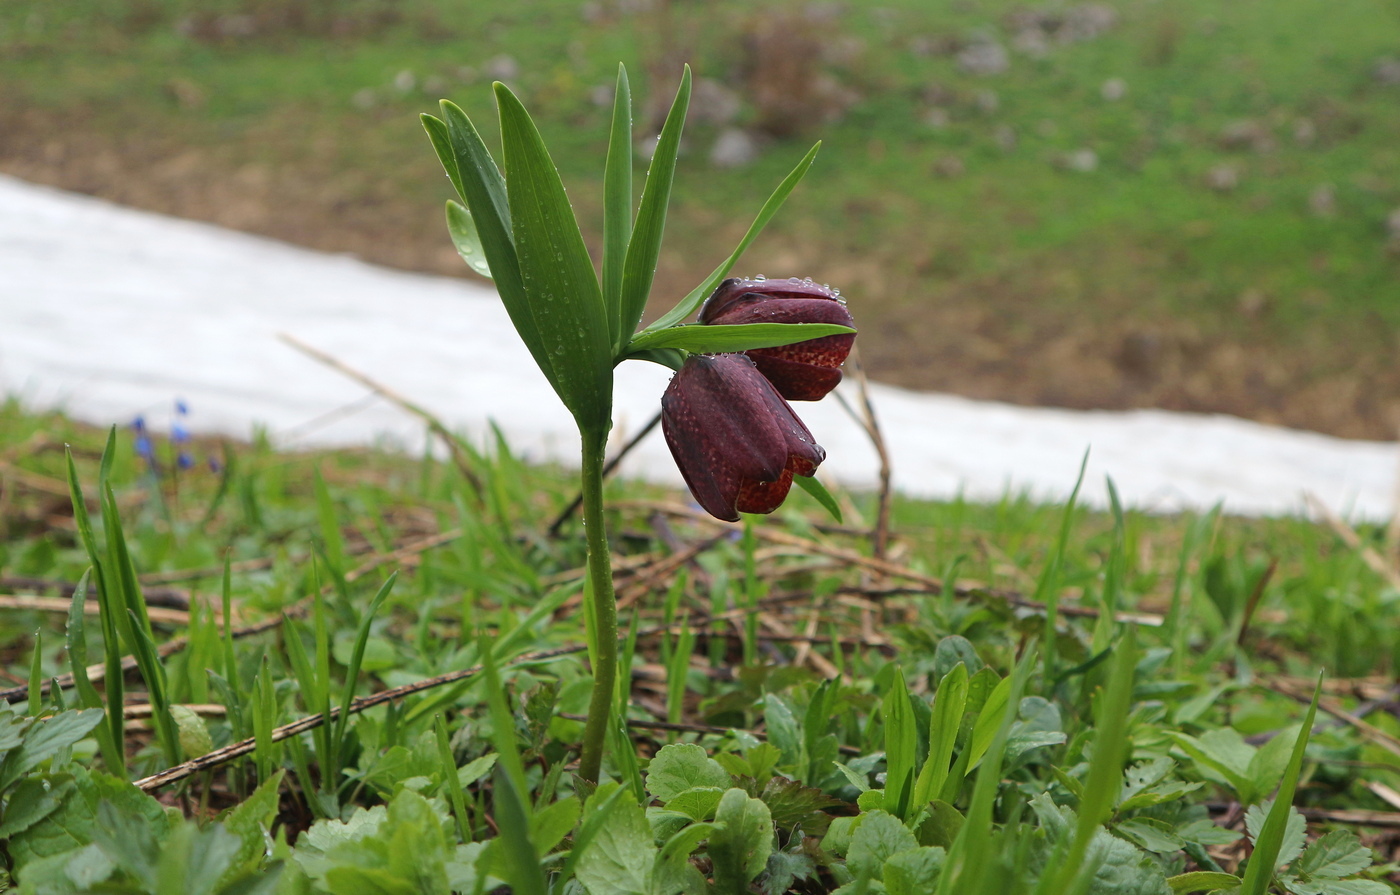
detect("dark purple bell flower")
[661,353,825,522]
[698,277,855,401]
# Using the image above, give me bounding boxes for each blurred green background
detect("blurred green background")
[3,0,1398,436]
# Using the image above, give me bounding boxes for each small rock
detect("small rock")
[1237,288,1268,318]
[1218,119,1274,153]
[635,134,661,163]
[393,70,416,93]
[1062,4,1117,42]
[423,75,447,95]
[994,124,1017,151]
[924,107,950,129]
[166,78,206,110]
[1012,27,1050,57]
[1374,56,1400,86]
[1100,77,1126,101]
[455,66,478,84]
[1293,117,1316,146]
[975,89,999,113]
[483,54,519,81]
[689,78,743,126]
[1206,165,1239,191]
[957,40,1009,76]
[1063,148,1098,172]
[352,88,377,110]
[709,128,759,168]
[590,83,614,107]
[1116,330,1164,378]
[933,155,966,178]
[580,1,604,22]
[1309,183,1336,218]
[1387,207,1400,241]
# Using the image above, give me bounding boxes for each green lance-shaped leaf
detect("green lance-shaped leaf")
[644,141,820,335]
[495,82,614,431]
[1239,674,1323,895]
[794,474,842,523]
[427,103,567,420]
[883,666,918,820]
[602,63,633,350]
[913,662,968,808]
[626,321,855,357]
[616,65,690,351]
[445,201,492,279]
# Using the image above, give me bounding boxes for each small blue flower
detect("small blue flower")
[172,422,190,444]
[175,399,189,416]
[135,435,154,460]
[177,452,194,471]
[132,415,147,434]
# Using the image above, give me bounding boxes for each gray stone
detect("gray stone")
[710,129,760,168]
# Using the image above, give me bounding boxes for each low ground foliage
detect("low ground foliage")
[0,403,1396,891]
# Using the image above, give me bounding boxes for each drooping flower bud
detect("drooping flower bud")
[698,277,856,401]
[661,354,825,522]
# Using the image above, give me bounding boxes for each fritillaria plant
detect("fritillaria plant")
[422,65,854,784]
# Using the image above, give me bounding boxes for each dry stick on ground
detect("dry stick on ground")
[1304,492,1400,592]
[625,500,1165,626]
[836,345,894,560]
[278,333,487,501]
[135,597,859,792]
[556,712,863,757]
[0,527,464,704]
[548,411,663,537]
[1269,678,1400,760]
[0,595,198,628]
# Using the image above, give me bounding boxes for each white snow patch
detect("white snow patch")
[2,174,1395,518]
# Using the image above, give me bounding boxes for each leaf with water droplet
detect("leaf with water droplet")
[446,201,493,279]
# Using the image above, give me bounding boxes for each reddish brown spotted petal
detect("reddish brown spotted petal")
[660,354,791,521]
[749,354,844,402]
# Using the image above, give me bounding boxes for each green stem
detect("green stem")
[578,426,618,784]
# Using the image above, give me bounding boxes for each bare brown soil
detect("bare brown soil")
[5,103,1397,441]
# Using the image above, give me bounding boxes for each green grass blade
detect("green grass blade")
[1039,449,1088,685]
[479,632,530,813]
[602,63,633,350]
[435,714,470,841]
[332,573,396,756]
[1239,674,1323,895]
[65,448,125,767]
[643,141,820,334]
[494,82,614,429]
[883,665,917,820]
[313,468,345,573]
[666,619,693,725]
[793,474,843,523]
[617,65,690,345]
[914,662,968,808]
[626,321,855,356]
[446,200,493,279]
[940,647,1034,895]
[27,629,42,716]
[99,479,180,765]
[1048,627,1138,895]
[491,765,549,895]
[126,608,182,766]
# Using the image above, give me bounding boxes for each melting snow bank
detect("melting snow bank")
[2,174,1395,519]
